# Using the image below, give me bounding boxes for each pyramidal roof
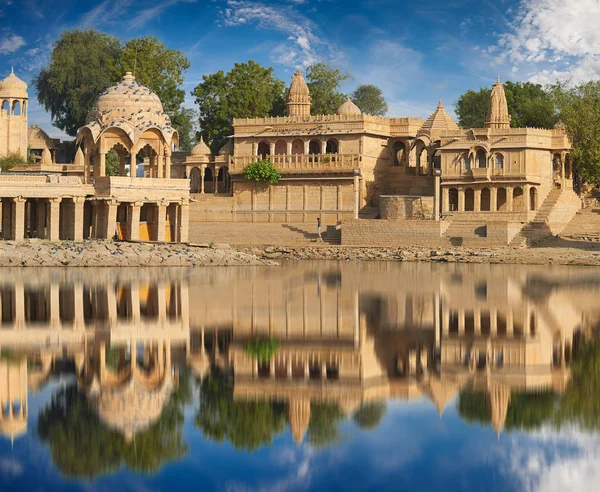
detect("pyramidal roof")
[418,100,459,136]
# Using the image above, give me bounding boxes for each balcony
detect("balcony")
[228,153,361,174]
[466,167,491,180]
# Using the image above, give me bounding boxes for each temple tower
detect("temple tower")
[0,68,28,159]
[286,70,311,118]
[485,76,511,129]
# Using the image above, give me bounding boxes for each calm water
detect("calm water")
[0,261,599,492]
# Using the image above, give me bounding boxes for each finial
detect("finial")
[497,75,501,84]
[11,66,14,75]
[438,100,443,107]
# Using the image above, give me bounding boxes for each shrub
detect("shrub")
[244,158,281,184]
[0,152,26,171]
[245,337,280,362]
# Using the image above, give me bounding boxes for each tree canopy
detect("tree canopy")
[34,30,192,149]
[351,85,388,116]
[353,400,387,430]
[305,63,351,116]
[191,61,286,153]
[454,81,557,130]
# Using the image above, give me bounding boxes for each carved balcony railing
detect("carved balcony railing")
[228,153,361,174]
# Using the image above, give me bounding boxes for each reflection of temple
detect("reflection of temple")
[0,262,598,443]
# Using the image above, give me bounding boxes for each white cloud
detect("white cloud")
[0,458,23,477]
[0,34,25,54]
[220,0,340,69]
[496,0,600,83]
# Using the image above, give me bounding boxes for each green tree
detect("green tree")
[105,150,120,177]
[195,369,286,451]
[351,85,388,116]
[353,400,387,430]
[170,108,195,152]
[305,63,351,115]
[192,61,286,153]
[243,159,281,184]
[34,29,121,136]
[0,153,26,171]
[454,81,557,130]
[306,402,345,448]
[551,81,600,185]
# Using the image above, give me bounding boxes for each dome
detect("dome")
[80,72,176,146]
[289,70,309,95]
[0,68,28,98]
[337,98,362,116]
[190,136,211,156]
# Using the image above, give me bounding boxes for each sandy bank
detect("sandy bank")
[241,237,600,266]
[0,240,273,267]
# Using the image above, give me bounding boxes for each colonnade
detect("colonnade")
[83,146,172,183]
[253,353,340,381]
[441,184,537,213]
[189,164,232,194]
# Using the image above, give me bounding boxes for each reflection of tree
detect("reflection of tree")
[195,369,286,451]
[306,403,345,449]
[353,401,387,430]
[555,339,600,431]
[38,370,191,478]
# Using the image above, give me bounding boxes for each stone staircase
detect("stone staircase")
[510,188,581,247]
[560,208,600,241]
[359,206,380,219]
[442,220,488,247]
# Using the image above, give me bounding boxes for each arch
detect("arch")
[326,138,339,154]
[100,126,135,151]
[11,100,21,116]
[217,166,230,194]
[292,138,304,155]
[494,153,504,169]
[274,139,287,155]
[308,139,320,155]
[203,166,214,193]
[553,153,562,181]
[463,153,471,171]
[257,141,270,158]
[414,140,428,174]
[190,167,201,193]
[529,187,538,211]
[481,188,491,211]
[392,141,405,166]
[476,148,487,168]
[432,149,441,170]
[497,187,507,211]
[449,188,459,211]
[1,100,10,115]
[513,186,524,211]
[465,188,475,211]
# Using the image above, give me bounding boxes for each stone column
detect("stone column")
[148,155,155,178]
[165,154,171,179]
[72,198,85,241]
[50,283,60,329]
[36,199,47,239]
[214,166,220,194]
[458,308,465,335]
[523,184,531,212]
[442,187,449,213]
[458,188,465,212]
[119,153,126,176]
[178,203,189,243]
[127,202,141,241]
[157,203,167,242]
[321,140,326,154]
[304,141,310,155]
[353,174,360,219]
[474,189,481,212]
[130,154,137,178]
[73,283,85,328]
[47,198,61,242]
[269,142,276,156]
[490,188,498,212]
[506,187,513,212]
[286,141,292,155]
[200,166,206,194]
[103,201,118,240]
[84,146,91,183]
[434,174,441,220]
[12,197,26,241]
[98,152,106,177]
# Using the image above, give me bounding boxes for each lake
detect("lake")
[0,261,599,491]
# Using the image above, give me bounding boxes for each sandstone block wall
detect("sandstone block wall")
[341,219,450,247]
[380,195,434,220]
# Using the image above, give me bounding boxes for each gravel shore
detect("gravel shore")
[0,240,273,267]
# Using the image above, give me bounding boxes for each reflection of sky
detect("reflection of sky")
[0,385,598,491]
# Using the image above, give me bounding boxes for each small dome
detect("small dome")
[289,70,309,95]
[0,68,28,98]
[74,146,84,166]
[337,98,362,115]
[190,136,211,156]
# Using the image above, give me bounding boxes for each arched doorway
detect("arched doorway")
[513,187,524,211]
[449,188,459,211]
[275,140,287,155]
[463,153,472,171]
[190,167,201,193]
[481,188,491,211]
[257,141,270,158]
[204,167,214,193]
[529,187,538,211]
[326,138,339,154]
[432,150,441,170]
[292,139,304,155]
[309,139,320,155]
[497,188,507,211]
[495,153,504,170]
[217,166,230,194]
[393,141,405,166]
[465,188,475,211]
[553,153,562,186]
[476,148,487,168]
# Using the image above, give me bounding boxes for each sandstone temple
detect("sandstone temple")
[0,67,585,246]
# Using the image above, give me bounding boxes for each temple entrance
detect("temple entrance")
[190,167,201,193]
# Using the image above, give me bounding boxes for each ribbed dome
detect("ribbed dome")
[337,98,362,116]
[190,136,211,156]
[0,69,28,98]
[289,70,309,95]
[82,72,175,145]
[418,100,459,137]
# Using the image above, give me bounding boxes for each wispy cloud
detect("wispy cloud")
[219,0,341,68]
[80,0,135,28]
[128,0,197,30]
[0,33,25,54]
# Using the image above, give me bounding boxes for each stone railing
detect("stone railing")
[228,153,361,174]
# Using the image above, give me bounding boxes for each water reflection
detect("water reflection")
[0,262,599,486]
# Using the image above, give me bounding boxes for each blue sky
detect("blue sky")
[0,0,598,139]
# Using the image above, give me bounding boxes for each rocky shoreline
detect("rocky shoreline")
[0,240,274,267]
[240,239,600,266]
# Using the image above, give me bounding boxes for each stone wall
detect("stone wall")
[380,195,434,220]
[341,219,450,247]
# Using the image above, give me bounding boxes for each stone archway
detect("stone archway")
[529,187,538,211]
[449,188,459,211]
[292,139,304,155]
[190,167,201,194]
[257,141,270,158]
[465,188,475,211]
[513,187,524,211]
[497,188,507,211]
[481,188,491,211]
[275,140,287,155]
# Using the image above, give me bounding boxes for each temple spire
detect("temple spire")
[286,70,311,118]
[485,76,511,129]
